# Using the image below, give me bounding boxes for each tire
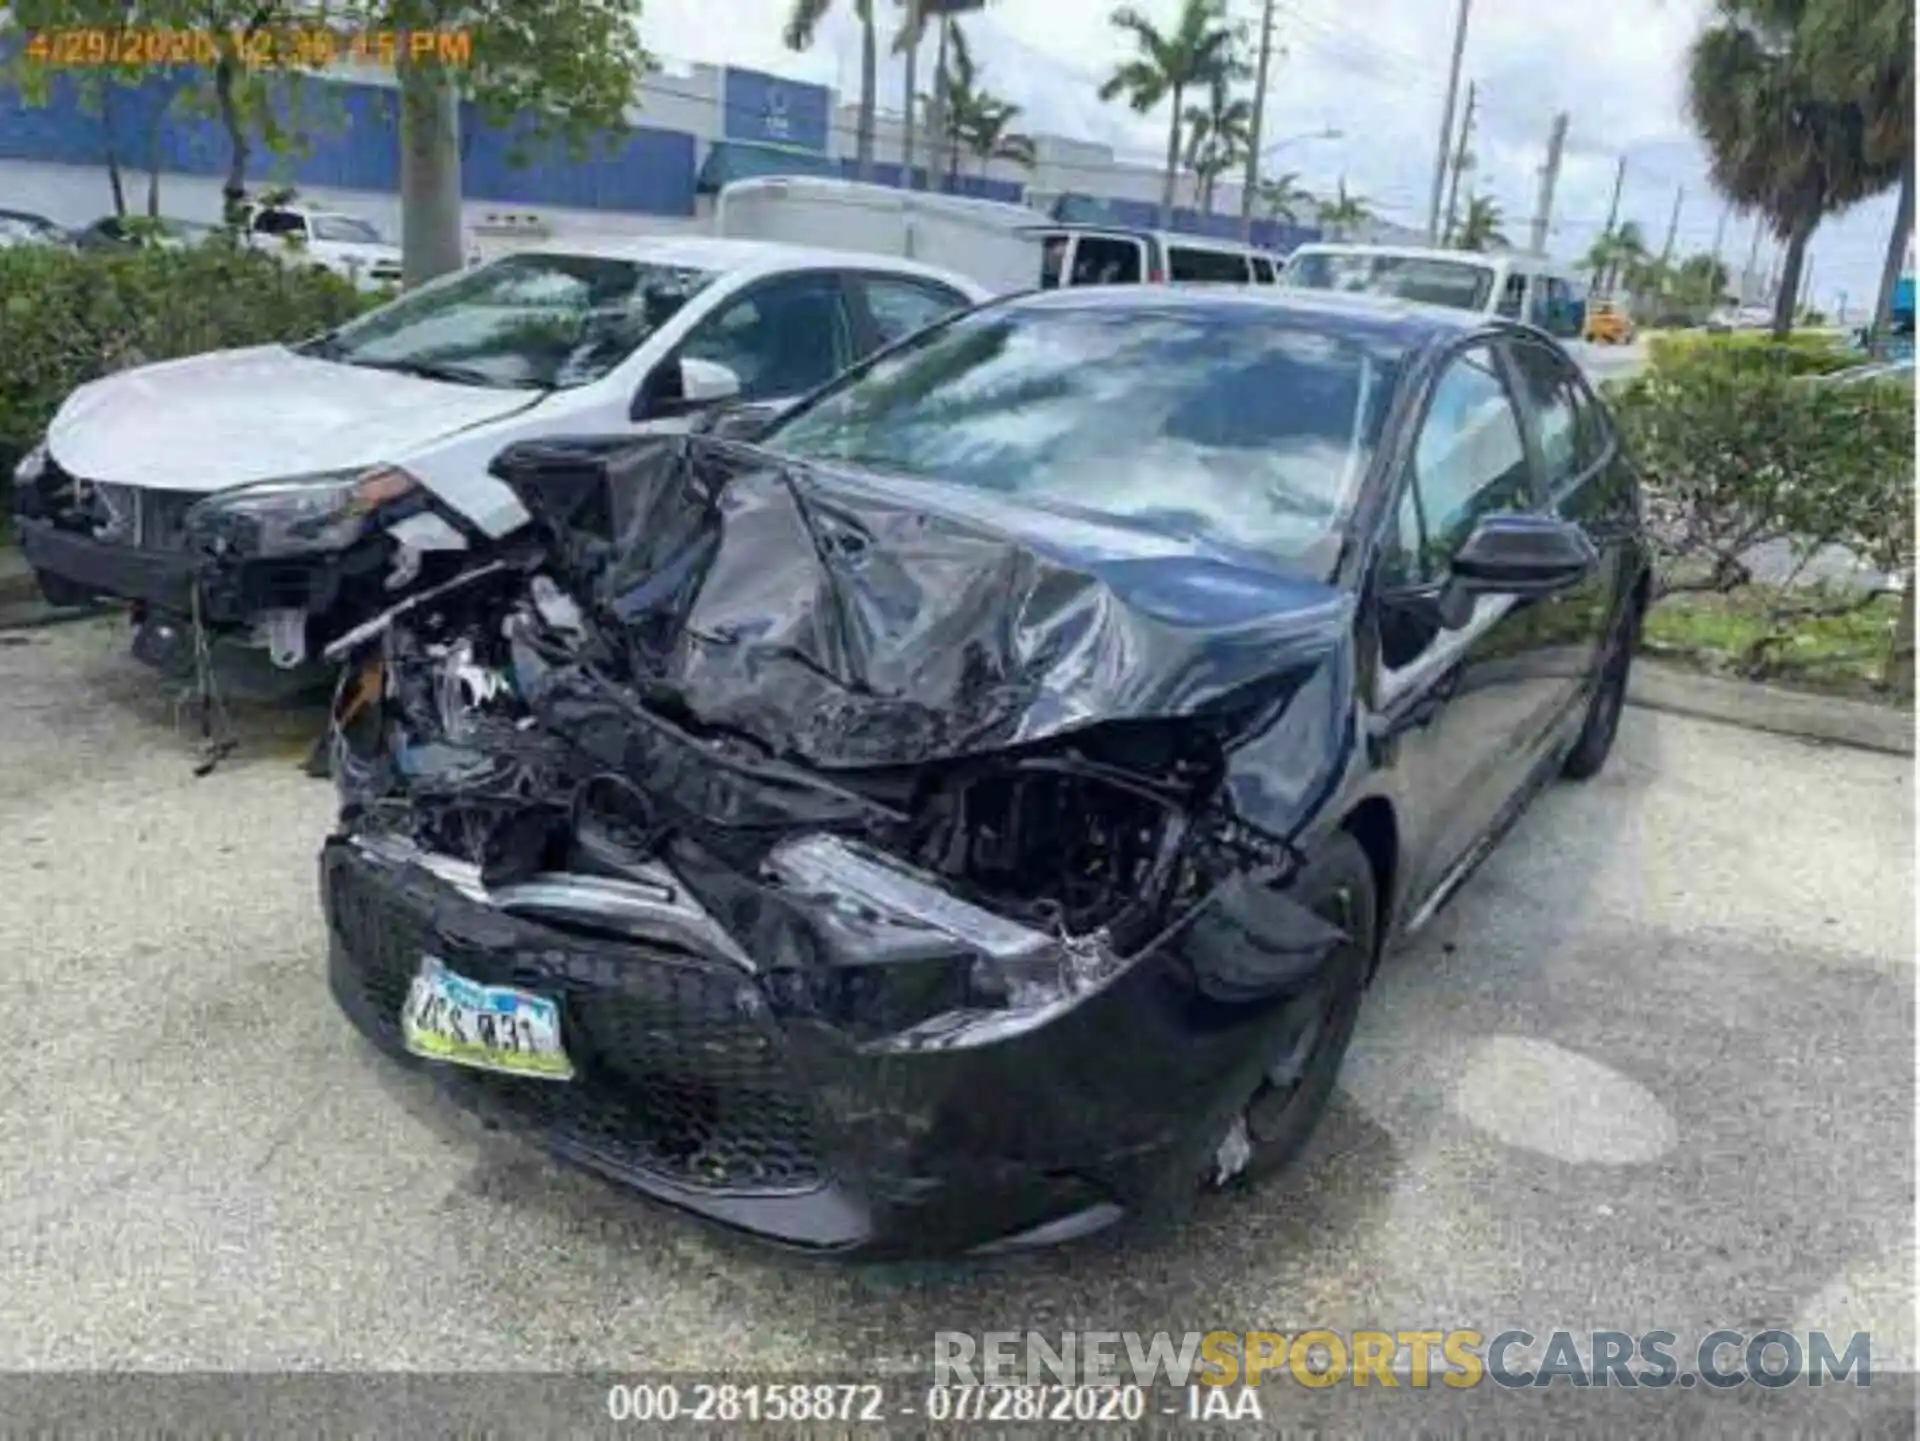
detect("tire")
[1562,602,1637,780]
[1208,830,1377,1188]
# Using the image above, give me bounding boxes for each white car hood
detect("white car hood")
[46,345,547,494]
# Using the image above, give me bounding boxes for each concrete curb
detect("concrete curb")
[1628,659,1912,757]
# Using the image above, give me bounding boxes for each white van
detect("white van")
[1279,242,1586,341]
[1032,226,1283,288]
[714,176,1044,296]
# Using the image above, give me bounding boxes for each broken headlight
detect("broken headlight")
[186,465,418,557]
[763,834,1126,1014]
[12,439,47,487]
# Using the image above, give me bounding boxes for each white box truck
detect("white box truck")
[713,175,1044,296]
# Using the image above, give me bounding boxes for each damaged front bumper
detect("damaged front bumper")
[13,454,471,674]
[321,826,1344,1257]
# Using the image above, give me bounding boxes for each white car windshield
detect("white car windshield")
[308,253,718,390]
[311,214,384,244]
[1285,252,1496,312]
[763,300,1400,568]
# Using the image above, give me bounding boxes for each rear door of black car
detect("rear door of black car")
[1500,335,1633,728]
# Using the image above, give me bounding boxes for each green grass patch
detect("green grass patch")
[1645,588,1909,706]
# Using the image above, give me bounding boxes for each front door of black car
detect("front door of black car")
[1371,343,1555,915]
[1504,336,1632,724]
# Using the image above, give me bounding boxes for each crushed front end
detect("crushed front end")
[320,437,1354,1256]
[12,443,476,686]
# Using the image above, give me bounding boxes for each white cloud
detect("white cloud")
[641,0,1904,316]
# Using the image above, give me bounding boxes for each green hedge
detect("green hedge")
[1609,338,1914,592]
[0,243,377,484]
[1645,329,1857,378]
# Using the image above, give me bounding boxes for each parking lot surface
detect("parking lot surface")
[1,616,1910,1377]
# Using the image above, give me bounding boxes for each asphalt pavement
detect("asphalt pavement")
[0,618,1910,1392]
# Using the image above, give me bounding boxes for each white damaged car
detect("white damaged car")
[13,236,988,685]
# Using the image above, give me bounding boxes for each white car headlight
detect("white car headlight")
[13,439,48,486]
[185,465,419,557]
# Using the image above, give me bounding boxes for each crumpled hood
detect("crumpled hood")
[47,345,545,493]
[512,438,1353,769]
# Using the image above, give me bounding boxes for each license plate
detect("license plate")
[401,956,574,1081]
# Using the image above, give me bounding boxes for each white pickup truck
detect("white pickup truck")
[236,201,482,291]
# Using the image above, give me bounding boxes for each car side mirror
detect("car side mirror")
[1437,513,1598,626]
[633,356,743,422]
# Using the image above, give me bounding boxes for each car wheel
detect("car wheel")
[1562,602,1636,780]
[1207,830,1376,1189]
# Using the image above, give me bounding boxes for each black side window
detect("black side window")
[860,275,970,348]
[1169,247,1252,282]
[1250,255,1276,284]
[679,273,855,401]
[252,209,306,237]
[1070,236,1142,285]
[1385,347,1533,586]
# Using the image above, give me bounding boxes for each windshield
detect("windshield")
[312,214,384,243]
[762,301,1400,565]
[1285,251,1497,312]
[312,253,717,389]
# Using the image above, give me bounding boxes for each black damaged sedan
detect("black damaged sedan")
[320,287,1650,1256]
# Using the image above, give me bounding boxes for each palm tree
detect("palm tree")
[1181,74,1253,214]
[1098,0,1243,226]
[1455,193,1509,252]
[1687,0,1898,336]
[894,0,962,188]
[966,98,1037,177]
[1255,171,1315,225]
[786,0,876,181]
[1314,178,1371,240]
[1582,220,1648,297]
[926,20,983,186]
[1800,0,1912,352]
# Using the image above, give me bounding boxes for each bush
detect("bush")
[1608,342,1914,684]
[0,241,377,483]
[1645,329,1856,378]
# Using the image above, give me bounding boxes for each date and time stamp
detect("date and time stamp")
[19,25,473,69]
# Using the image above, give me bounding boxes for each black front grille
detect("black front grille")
[328,849,824,1194]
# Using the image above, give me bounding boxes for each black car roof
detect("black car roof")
[995,283,1491,354]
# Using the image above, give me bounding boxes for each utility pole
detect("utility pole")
[1799,251,1815,315]
[1659,185,1683,268]
[1744,216,1764,305]
[1440,80,1477,246]
[1240,0,1279,243]
[1602,155,1626,236]
[1527,111,1569,254]
[1425,0,1472,243]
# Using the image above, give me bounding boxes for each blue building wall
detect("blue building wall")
[0,68,698,216]
[720,66,830,153]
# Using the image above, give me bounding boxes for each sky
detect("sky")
[640,0,1905,320]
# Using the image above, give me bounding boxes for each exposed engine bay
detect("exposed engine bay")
[330,434,1350,1032]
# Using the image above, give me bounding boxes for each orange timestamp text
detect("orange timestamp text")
[23,26,475,70]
